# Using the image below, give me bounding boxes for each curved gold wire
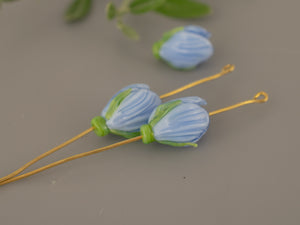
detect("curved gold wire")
[0,65,233,183]
[0,91,268,187]
[160,64,235,99]
[209,91,268,116]
[0,127,95,183]
[0,136,143,186]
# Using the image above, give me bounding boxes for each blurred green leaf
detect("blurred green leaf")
[129,0,165,14]
[116,20,140,40]
[106,2,117,20]
[65,0,92,22]
[155,0,211,18]
[1,0,18,9]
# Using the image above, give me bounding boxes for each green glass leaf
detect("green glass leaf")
[116,20,140,40]
[158,140,198,147]
[129,0,165,14]
[65,0,92,22]
[105,88,132,120]
[110,129,141,138]
[153,26,183,59]
[106,2,117,20]
[155,0,211,19]
[149,100,181,127]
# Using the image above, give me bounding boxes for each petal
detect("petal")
[148,97,206,123]
[106,89,161,132]
[159,31,213,69]
[153,103,209,143]
[173,96,207,106]
[184,26,211,39]
[101,83,149,117]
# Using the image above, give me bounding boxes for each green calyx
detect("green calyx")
[140,124,155,144]
[91,116,110,136]
[152,26,184,59]
[91,116,140,138]
[105,88,132,120]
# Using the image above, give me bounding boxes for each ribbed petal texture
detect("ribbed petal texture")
[152,101,209,143]
[148,96,206,122]
[184,26,211,39]
[101,84,149,117]
[106,89,161,132]
[176,96,207,106]
[159,26,213,69]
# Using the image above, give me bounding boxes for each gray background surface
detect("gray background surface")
[0,0,299,224]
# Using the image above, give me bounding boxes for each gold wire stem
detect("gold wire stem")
[0,64,233,183]
[0,127,95,183]
[159,64,235,99]
[0,91,268,186]
[0,136,143,186]
[209,91,269,116]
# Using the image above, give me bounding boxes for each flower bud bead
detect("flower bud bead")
[141,97,210,147]
[153,26,213,70]
[91,84,161,138]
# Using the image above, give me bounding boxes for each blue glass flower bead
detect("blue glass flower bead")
[140,97,210,147]
[91,84,161,138]
[153,25,213,70]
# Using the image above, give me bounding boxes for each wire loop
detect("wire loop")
[159,64,235,99]
[221,64,235,74]
[253,91,269,103]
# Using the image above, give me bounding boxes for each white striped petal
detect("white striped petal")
[107,89,161,132]
[153,103,209,143]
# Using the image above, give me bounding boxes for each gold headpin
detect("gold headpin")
[0,65,235,185]
[0,90,269,186]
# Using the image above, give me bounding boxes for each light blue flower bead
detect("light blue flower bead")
[91,84,161,138]
[140,97,209,147]
[153,25,214,70]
